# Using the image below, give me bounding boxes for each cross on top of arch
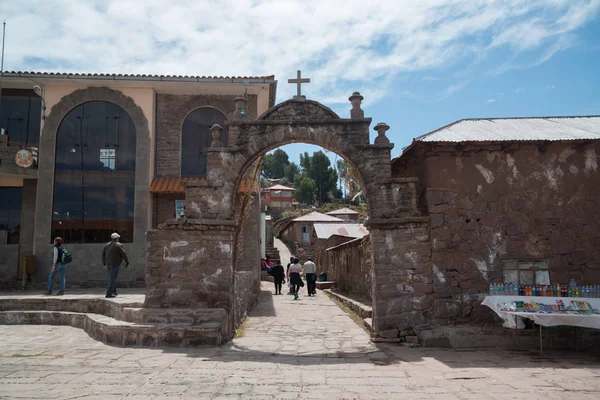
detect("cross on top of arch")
[287,70,310,100]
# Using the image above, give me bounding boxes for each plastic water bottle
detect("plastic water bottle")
[489,283,494,295]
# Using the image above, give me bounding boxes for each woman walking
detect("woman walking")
[47,237,66,295]
[271,262,285,295]
[288,257,304,300]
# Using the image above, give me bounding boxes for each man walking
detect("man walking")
[303,257,317,296]
[102,233,129,298]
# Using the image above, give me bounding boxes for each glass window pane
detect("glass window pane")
[518,262,534,270]
[52,101,136,243]
[503,260,517,269]
[181,108,228,178]
[503,269,518,283]
[520,270,534,285]
[0,187,23,244]
[0,90,41,147]
[535,270,550,285]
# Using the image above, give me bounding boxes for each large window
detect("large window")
[181,108,227,178]
[0,187,22,245]
[52,101,136,243]
[503,260,550,285]
[0,89,42,146]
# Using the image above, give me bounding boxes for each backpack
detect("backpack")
[60,247,73,264]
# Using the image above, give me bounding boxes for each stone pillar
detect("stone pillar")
[145,221,236,311]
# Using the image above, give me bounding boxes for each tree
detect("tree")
[336,159,349,197]
[284,162,300,183]
[294,173,316,205]
[336,159,362,199]
[260,149,290,179]
[302,151,340,206]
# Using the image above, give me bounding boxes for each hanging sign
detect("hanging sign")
[15,149,34,168]
[175,200,186,219]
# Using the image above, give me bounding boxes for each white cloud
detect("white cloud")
[513,88,525,94]
[2,0,598,106]
[546,85,556,90]
[487,99,497,103]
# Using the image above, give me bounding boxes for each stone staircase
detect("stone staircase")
[0,296,229,347]
[265,245,281,265]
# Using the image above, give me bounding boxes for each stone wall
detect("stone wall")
[155,94,258,178]
[154,194,182,227]
[325,235,373,301]
[394,140,600,326]
[232,189,261,328]
[145,223,235,311]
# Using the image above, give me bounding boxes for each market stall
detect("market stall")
[482,295,600,355]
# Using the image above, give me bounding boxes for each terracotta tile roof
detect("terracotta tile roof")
[150,177,205,194]
[3,71,275,81]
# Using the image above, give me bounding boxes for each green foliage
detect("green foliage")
[261,149,290,179]
[294,173,317,205]
[279,210,301,220]
[284,162,300,183]
[336,159,363,199]
[300,151,341,205]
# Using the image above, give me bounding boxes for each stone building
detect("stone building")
[0,71,276,287]
[325,235,373,301]
[278,211,344,258]
[313,223,368,271]
[325,207,359,221]
[391,116,600,343]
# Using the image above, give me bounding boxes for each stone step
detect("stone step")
[121,307,227,325]
[0,310,224,347]
[315,281,336,290]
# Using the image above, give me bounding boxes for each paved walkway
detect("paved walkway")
[1,284,600,399]
[274,237,292,265]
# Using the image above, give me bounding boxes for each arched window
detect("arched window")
[181,108,228,178]
[52,101,136,243]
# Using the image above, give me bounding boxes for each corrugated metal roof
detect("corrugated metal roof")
[2,70,275,82]
[326,207,359,215]
[265,184,295,191]
[313,223,369,239]
[415,116,600,143]
[149,177,204,194]
[326,236,364,251]
[292,212,343,222]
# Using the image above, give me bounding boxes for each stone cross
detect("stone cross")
[288,70,310,100]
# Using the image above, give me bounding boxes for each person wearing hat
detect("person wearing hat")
[102,232,129,298]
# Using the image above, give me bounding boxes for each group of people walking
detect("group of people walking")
[47,232,129,298]
[268,256,317,300]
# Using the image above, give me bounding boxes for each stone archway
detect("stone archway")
[146,96,428,342]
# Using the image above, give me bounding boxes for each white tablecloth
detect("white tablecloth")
[482,295,600,330]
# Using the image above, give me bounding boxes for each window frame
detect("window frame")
[502,259,550,285]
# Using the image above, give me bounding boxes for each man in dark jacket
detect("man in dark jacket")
[270,262,285,295]
[102,232,129,298]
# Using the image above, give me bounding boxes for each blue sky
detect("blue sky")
[2,0,599,167]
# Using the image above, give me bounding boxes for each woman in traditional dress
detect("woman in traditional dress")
[288,258,304,300]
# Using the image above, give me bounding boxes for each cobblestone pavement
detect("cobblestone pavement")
[1,284,600,399]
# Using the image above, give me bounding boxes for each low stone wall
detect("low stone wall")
[324,235,373,301]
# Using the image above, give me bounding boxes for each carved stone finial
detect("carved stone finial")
[210,124,223,147]
[233,95,247,120]
[374,122,390,144]
[349,91,364,119]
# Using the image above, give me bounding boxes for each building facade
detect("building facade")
[0,71,275,287]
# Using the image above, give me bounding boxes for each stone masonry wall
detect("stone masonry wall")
[154,194,182,228]
[232,190,261,328]
[325,235,373,301]
[155,94,258,178]
[395,140,600,326]
[145,223,235,311]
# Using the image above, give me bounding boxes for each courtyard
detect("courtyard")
[0,283,599,400]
